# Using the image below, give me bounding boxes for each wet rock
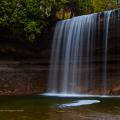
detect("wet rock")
[109,85,120,95]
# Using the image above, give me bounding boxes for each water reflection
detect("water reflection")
[0,96,119,120]
[50,107,120,120]
[54,110,120,120]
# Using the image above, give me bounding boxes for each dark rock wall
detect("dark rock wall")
[0,61,49,95]
[0,20,56,96]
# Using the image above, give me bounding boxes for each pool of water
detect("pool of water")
[0,95,120,120]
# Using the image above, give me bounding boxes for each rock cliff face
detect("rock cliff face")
[0,60,120,95]
[0,11,120,95]
[0,20,55,95]
[0,60,49,95]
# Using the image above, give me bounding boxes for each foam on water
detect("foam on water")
[42,93,120,98]
[58,100,100,108]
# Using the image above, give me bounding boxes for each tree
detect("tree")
[92,0,118,12]
[0,0,119,43]
[55,0,94,19]
[0,0,56,42]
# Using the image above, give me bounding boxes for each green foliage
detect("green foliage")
[0,0,119,42]
[92,0,118,12]
[0,0,55,42]
[78,1,94,15]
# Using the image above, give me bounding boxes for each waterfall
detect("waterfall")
[47,10,118,95]
[103,11,112,93]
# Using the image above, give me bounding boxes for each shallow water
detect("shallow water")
[0,95,120,120]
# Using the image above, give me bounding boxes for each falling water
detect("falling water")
[103,11,112,93]
[47,10,119,95]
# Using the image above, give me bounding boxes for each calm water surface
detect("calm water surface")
[0,95,120,120]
